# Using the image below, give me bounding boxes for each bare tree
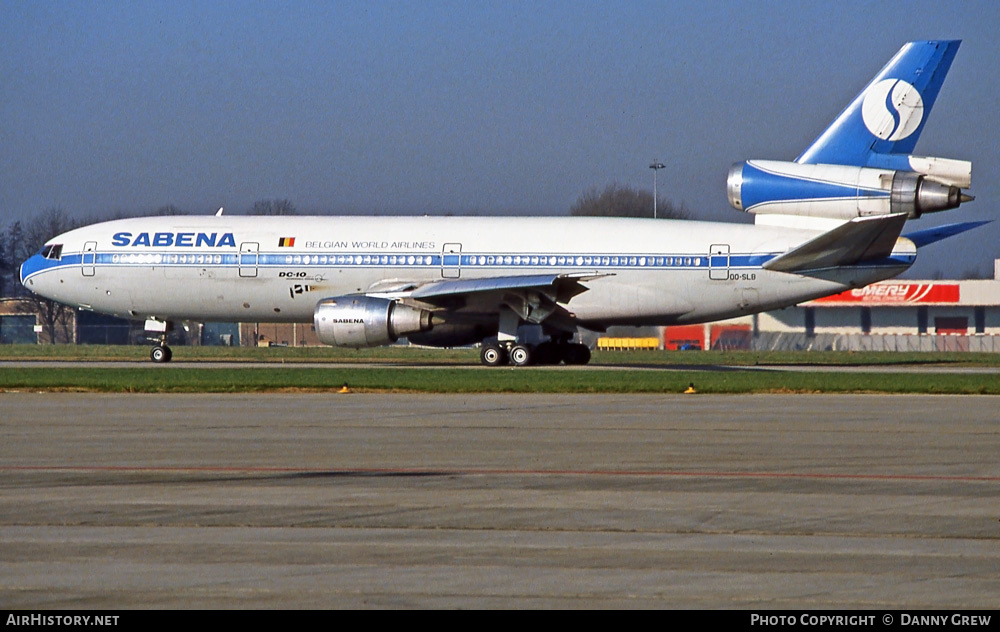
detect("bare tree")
[0,220,28,298]
[0,227,9,297]
[249,199,297,215]
[570,183,688,219]
[5,209,81,343]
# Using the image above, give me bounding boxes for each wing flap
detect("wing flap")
[383,272,615,331]
[408,272,611,303]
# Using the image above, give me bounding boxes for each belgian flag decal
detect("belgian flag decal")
[278,237,296,247]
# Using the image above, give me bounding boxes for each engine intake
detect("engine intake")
[314,296,433,348]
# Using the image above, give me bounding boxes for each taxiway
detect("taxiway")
[1,393,998,608]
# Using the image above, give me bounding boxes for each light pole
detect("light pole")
[649,159,666,218]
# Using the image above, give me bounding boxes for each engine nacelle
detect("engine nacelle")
[727,159,973,220]
[407,323,493,348]
[313,296,433,348]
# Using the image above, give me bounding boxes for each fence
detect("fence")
[752,332,1000,353]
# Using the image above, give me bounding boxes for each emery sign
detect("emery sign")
[810,283,960,305]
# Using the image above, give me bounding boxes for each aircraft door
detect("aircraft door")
[239,242,259,278]
[82,241,96,277]
[442,243,462,278]
[709,244,730,280]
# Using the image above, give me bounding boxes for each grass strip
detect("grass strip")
[2,367,999,394]
[2,344,1000,367]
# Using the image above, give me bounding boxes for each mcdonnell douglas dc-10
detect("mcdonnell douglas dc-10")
[21,41,982,365]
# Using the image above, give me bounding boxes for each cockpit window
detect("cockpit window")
[41,244,63,260]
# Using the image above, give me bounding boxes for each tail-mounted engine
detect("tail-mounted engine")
[727,158,973,220]
[314,296,433,347]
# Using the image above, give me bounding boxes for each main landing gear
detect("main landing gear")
[478,304,591,366]
[479,339,591,367]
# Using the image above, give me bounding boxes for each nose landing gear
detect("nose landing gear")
[150,345,173,363]
[145,318,174,363]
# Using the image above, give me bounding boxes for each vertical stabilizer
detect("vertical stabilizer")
[796,40,960,167]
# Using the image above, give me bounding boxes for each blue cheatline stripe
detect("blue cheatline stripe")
[19,253,79,280]
[22,247,915,284]
[23,248,810,282]
[89,250,776,270]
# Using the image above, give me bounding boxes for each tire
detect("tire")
[150,346,170,363]
[509,344,533,367]
[562,343,591,365]
[480,344,508,367]
[534,341,559,365]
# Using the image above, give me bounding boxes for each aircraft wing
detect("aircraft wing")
[763,213,909,273]
[373,271,613,331]
[409,272,608,302]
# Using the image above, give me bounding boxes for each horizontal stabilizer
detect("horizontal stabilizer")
[763,213,908,273]
[902,221,990,247]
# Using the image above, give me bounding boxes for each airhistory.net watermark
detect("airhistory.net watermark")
[6,615,119,626]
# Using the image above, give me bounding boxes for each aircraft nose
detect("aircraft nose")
[19,253,46,290]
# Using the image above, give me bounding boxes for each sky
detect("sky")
[2,0,998,278]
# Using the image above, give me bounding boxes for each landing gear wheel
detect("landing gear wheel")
[480,344,508,367]
[562,343,591,365]
[534,341,559,365]
[150,345,173,363]
[509,344,533,367]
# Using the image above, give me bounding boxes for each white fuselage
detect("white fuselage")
[21,215,914,330]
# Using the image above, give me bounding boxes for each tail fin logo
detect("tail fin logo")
[861,79,924,142]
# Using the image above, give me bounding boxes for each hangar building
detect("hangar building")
[661,260,1000,353]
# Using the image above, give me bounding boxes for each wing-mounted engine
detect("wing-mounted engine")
[727,158,973,221]
[313,296,434,347]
